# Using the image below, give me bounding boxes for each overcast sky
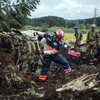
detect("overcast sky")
[31,0,100,20]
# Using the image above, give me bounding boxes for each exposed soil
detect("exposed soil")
[0,45,100,100]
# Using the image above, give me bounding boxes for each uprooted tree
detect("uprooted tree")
[0,0,40,31]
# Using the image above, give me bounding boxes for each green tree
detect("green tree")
[39,23,49,32]
[0,0,40,31]
[86,23,91,29]
[29,16,66,27]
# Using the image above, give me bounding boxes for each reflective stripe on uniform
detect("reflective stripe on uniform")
[39,75,47,80]
[52,49,58,53]
[64,67,71,73]
[93,58,98,61]
[45,43,58,54]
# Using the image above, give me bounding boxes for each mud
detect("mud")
[0,46,100,100]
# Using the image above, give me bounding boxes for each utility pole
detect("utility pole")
[93,8,97,25]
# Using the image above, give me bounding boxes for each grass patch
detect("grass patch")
[64,33,87,40]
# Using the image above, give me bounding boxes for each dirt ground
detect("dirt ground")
[0,46,100,100]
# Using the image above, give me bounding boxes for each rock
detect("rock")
[72,79,86,91]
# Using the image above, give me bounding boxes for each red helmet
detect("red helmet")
[55,29,64,39]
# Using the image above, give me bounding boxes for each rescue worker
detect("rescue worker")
[19,34,31,73]
[74,26,82,51]
[37,37,56,74]
[85,24,99,59]
[11,32,21,64]
[36,29,72,82]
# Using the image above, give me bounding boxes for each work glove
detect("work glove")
[64,44,68,48]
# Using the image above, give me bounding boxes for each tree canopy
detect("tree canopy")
[28,16,66,27]
[0,0,40,31]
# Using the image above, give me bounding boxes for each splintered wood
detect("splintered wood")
[56,73,100,92]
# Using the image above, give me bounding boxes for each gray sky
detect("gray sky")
[31,0,100,20]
